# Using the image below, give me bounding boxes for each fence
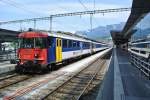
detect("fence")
[130,53,150,78]
[0,50,17,62]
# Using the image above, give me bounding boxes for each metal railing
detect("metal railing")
[0,50,17,62]
[130,53,150,78]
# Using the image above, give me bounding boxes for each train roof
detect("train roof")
[19,30,108,45]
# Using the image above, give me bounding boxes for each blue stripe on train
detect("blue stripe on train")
[62,48,80,52]
[47,37,56,64]
[62,47,91,52]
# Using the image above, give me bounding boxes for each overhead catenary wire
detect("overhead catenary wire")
[2,0,72,31]
[93,0,95,10]
[0,0,41,16]
[78,0,93,32]
[0,8,131,25]
[90,14,93,32]
[77,0,90,26]
[77,0,89,11]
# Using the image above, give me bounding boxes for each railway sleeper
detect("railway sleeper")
[30,88,54,99]
[51,91,80,98]
[63,84,86,88]
[69,81,89,86]
[75,75,93,79]
[59,86,84,92]
[0,76,30,89]
[46,94,76,100]
[2,87,20,92]
[70,78,91,83]
[70,79,91,84]
[80,72,97,75]
[0,74,18,82]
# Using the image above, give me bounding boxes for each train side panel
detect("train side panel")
[47,36,56,64]
[61,39,91,60]
[56,38,62,62]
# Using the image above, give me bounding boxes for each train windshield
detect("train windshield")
[19,38,34,48]
[19,38,47,48]
[35,38,47,48]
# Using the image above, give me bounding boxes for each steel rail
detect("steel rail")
[0,73,18,82]
[2,50,111,99]
[42,56,104,99]
[76,60,105,100]
[0,74,33,90]
[42,52,109,100]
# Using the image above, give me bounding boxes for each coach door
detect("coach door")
[56,38,62,62]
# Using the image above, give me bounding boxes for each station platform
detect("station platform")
[0,61,15,74]
[97,48,150,100]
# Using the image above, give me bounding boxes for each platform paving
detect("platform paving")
[117,49,150,100]
[0,63,16,74]
[97,48,150,100]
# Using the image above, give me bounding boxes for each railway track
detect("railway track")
[0,73,18,81]
[1,50,111,100]
[0,74,33,90]
[42,54,110,100]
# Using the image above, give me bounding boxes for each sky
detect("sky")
[0,0,132,32]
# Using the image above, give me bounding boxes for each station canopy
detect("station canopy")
[0,28,20,42]
[111,0,150,45]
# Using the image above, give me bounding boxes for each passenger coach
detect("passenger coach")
[16,31,108,73]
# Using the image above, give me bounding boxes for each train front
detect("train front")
[16,31,48,73]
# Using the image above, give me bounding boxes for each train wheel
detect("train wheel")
[47,64,52,71]
[15,65,23,74]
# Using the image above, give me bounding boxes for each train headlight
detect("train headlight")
[34,54,39,58]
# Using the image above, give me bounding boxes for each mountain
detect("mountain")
[75,22,125,41]
[132,28,150,40]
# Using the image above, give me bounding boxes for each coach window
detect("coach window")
[87,43,90,48]
[59,39,62,47]
[84,43,87,47]
[87,43,88,47]
[47,37,53,48]
[85,43,88,48]
[147,44,150,48]
[73,41,76,48]
[69,40,72,48]
[57,39,59,47]
[63,39,68,48]
[83,42,85,48]
[77,42,80,47]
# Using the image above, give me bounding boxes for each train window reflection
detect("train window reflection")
[19,38,47,48]
[19,38,34,48]
[35,38,47,48]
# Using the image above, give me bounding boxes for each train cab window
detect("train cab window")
[19,38,34,48]
[35,38,47,48]
[63,39,68,48]
[69,40,73,48]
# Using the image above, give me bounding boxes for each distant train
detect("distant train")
[128,39,150,58]
[15,31,109,73]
